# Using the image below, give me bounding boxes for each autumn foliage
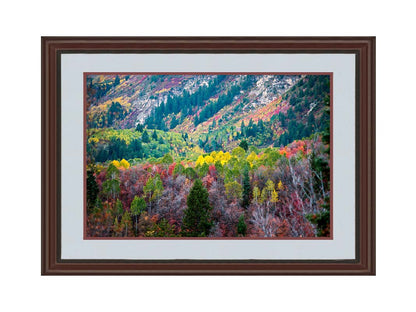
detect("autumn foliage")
[86,74,331,238]
[87,135,330,238]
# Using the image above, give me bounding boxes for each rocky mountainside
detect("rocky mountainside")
[87,74,298,127]
[86,73,330,157]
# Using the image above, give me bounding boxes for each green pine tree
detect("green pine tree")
[152,130,158,141]
[242,165,251,209]
[237,213,247,236]
[135,123,144,132]
[239,139,249,152]
[182,179,212,237]
[142,130,150,143]
[86,169,99,212]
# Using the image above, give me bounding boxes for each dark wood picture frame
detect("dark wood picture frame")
[41,36,375,275]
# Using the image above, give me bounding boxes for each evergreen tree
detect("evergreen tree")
[308,112,316,128]
[130,138,143,159]
[288,108,296,120]
[322,95,330,147]
[239,139,249,152]
[258,119,265,132]
[237,214,247,236]
[278,112,286,128]
[182,179,212,237]
[240,120,245,136]
[141,130,150,143]
[152,129,158,141]
[248,118,254,128]
[135,123,144,132]
[170,115,178,129]
[242,165,251,209]
[86,169,99,212]
[307,95,331,237]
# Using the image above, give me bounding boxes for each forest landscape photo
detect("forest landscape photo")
[85,73,331,239]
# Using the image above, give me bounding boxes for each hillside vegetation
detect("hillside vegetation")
[86,74,331,238]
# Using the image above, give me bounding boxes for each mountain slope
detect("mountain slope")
[86,74,329,160]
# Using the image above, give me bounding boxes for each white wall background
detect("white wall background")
[0,1,414,312]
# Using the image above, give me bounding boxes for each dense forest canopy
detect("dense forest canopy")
[86,74,331,238]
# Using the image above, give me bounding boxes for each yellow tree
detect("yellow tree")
[195,155,205,167]
[253,186,261,203]
[263,179,279,208]
[119,159,130,169]
[225,181,243,201]
[246,151,258,167]
[111,160,121,168]
[232,146,246,159]
[271,190,279,203]
[204,155,214,165]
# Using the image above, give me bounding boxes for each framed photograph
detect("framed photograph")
[42,37,375,275]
